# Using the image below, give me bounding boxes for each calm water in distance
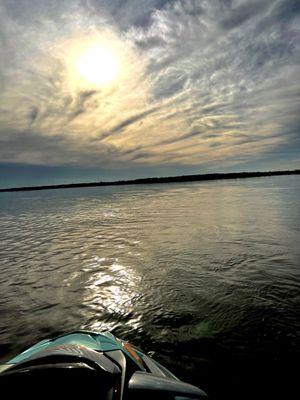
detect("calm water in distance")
[0,175,299,398]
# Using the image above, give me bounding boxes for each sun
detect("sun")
[75,43,120,86]
[62,32,148,96]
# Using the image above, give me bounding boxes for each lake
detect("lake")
[0,175,299,399]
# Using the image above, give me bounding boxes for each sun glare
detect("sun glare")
[75,43,120,86]
[61,31,149,107]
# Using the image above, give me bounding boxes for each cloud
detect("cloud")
[0,0,299,171]
[100,106,159,138]
[28,107,39,125]
[220,0,272,30]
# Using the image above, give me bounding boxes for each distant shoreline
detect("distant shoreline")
[0,169,299,193]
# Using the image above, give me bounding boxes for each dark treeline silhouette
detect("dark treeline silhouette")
[0,169,299,192]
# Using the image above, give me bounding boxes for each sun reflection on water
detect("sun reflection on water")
[80,257,142,332]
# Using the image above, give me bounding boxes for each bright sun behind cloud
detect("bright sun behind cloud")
[75,43,120,86]
[61,33,125,90]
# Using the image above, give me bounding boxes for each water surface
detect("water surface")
[0,176,299,398]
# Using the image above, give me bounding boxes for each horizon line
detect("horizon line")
[0,169,299,193]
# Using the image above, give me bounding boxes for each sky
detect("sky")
[0,0,299,187]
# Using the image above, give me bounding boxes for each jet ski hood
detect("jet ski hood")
[0,330,208,399]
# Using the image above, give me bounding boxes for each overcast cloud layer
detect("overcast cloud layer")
[0,0,299,174]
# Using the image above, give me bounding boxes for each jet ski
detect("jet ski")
[0,330,207,399]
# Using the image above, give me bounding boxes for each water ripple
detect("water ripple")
[0,177,299,398]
